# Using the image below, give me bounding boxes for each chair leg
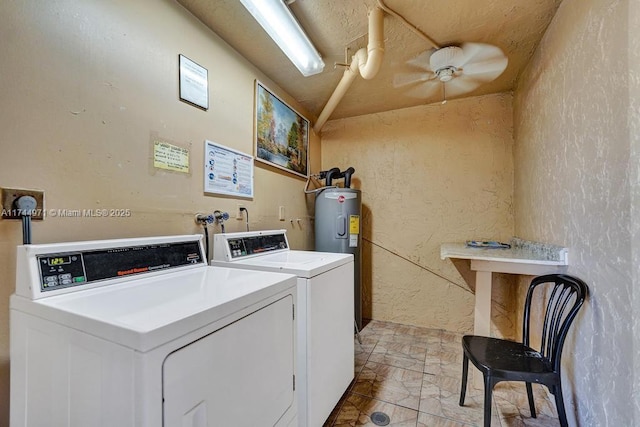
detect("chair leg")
[554,384,569,427]
[483,376,494,427]
[526,382,537,418]
[459,353,469,406]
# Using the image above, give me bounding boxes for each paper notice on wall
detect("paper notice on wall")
[153,141,190,173]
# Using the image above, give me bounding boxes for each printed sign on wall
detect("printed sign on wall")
[204,140,253,198]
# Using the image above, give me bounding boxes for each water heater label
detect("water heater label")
[349,215,360,234]
[349,215,359,247]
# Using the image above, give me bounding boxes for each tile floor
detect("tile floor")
[324,319,560,427]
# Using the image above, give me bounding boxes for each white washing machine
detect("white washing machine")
[10,234,298,427]
[211,230,354,427]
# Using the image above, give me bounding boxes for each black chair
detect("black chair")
[459,274,588,427]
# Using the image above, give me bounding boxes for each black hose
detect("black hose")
[203,224,209,261]
[324,167,341,186]
[343,167,355,188]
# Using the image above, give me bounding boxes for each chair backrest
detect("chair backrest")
[522,274,588,372]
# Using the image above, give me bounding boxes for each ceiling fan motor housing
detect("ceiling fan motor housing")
[430,46,464,79]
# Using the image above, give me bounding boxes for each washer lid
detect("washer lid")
[212,250,353,278]
[10,266,297,352]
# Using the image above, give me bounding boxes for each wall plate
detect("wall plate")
[1,187,45,220]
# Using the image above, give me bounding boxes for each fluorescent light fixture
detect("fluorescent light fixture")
[240,0,325,76]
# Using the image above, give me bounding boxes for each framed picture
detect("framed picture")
[179,54,208,110]
[254,81,309,178]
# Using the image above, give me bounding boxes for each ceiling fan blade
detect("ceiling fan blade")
[444,77,482,97]
[404,80,441,99]
[393,72,434,88]
[458,43,507,69]
[407,49,436,70]
[462,56,508,82]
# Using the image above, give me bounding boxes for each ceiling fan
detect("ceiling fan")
[393,43,508,102]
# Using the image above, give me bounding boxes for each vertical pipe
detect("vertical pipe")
[313,8,384,134]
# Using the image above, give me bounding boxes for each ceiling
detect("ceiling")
[177,0,562,124]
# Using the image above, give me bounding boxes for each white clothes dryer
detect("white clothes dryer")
[10,234,298,427]
[211,230,354,427]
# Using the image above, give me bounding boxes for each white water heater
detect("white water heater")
[314,167,362,329]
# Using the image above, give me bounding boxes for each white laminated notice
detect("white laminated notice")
[349,234,358,247]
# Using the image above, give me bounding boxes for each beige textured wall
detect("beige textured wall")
[0,0,319,422]
[513,0,635,425]
[321,94,515,334]
[630,0,640,420]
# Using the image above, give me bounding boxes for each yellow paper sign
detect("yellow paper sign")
[153,141,190,173]
[349,215,360,234]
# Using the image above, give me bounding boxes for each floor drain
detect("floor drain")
[371,411,391,426]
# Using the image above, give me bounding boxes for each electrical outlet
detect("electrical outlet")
[236,203,245,220]
[1,187,45,220]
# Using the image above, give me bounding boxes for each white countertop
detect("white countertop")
[441,239,568,266]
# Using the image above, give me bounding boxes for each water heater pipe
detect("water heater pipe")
[342,167,355,188]
[354,9,385,80]
[313,7,384,134]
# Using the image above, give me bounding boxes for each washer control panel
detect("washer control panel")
[226,233,288,259]
[37,241,203,292]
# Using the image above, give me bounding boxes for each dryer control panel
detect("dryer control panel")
[15,235,205,299]
[37,241,203,292]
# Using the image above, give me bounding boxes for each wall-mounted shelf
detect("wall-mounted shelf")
[441,237,569,337]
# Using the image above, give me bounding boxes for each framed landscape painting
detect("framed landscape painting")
[254,81,309,178]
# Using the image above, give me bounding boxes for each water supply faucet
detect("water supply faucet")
[213,210,230,233]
